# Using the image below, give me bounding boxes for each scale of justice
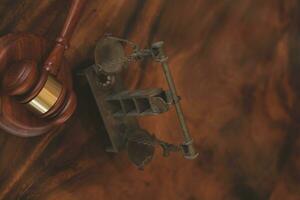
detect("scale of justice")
[84,36,198,169]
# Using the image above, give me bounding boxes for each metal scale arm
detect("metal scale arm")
[151,41,198,159]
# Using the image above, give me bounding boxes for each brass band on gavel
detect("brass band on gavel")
[27,75,63,115]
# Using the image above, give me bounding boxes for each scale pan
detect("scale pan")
[94,37,126,74]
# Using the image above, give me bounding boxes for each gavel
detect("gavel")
[0,0,86,137]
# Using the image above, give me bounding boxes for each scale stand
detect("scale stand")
[84,36,198,169]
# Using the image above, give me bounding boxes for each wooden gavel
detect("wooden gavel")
[0,0,86,137]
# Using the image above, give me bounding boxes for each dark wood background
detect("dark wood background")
[0,0,300,199]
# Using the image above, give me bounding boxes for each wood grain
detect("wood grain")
[0,0,300,199]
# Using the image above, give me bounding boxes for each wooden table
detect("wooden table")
[0,0,299,199]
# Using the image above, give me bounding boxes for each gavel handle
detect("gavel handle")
[58,0,86,47]
[44,0,87,75]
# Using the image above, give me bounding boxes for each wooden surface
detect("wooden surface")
[0,0,300,199]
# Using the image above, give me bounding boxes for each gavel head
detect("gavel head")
[1,60,67,118]
[2,60,39,96]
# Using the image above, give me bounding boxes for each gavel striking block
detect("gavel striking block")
[0,0,86,137]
